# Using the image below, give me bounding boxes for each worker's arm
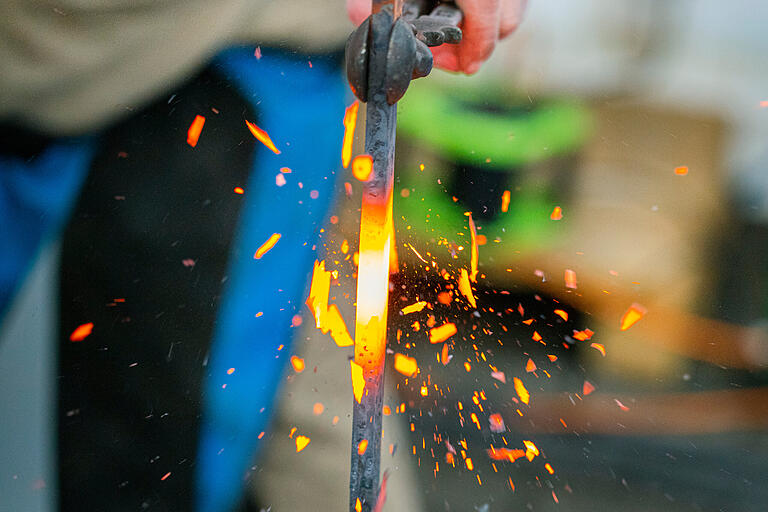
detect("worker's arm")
[346,0,527,74]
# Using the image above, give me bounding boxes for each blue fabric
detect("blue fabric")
[196,48,346,512]
[0,139,95,320]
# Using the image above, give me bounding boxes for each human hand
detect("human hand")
[346,0,527,74]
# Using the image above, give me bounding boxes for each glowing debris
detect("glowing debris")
[342,101,359,168]
[545,463,554,474]
[290,356,305,373]
[532,331,542,342]
[620,303,647,331]
[553,309,568,321]
[489,413,505,433]
[525,358,537,372]
[186,115,205,147]
[513,377,530,404]
[590,342,606,356]
[458,268,477,308]
[295,435,311,452]
[437,291,452,305]
[523,440,539,461]
[572,328,594,341]
[468,213,479,282]
[615,398,630,411]
[325,305,354,347]
[253,233,281,259]
[233,186,244,194]
[306,260,331,328]
[420,386,428,396]
[465,458,474,471]
[245,120,281,154]
[355,498,362,512]
[429,322,457,343]
[547,354,558,362]
[350,360,365,403]
[227,368,235,375]
[488,447,526,463]
[491,371,506,383]
[161,472,171,481]
[313,402,324,415]
[564,269,577,289]
[394,353,418,377]
[583,380,596,395]
[357,439,369,455]
[675,166,689,175]
[401,301,427,315]
[351,154,374,181]
[501,190,511,213]
[441,343,451,365]
[69,322,94,342]
[275,173,286,187]
[550,206,563,220]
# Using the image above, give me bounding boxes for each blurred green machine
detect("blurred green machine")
[394,77,591,283]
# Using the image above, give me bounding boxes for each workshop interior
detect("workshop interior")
[1,1,767,511]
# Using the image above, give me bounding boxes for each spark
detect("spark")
[675,166,689,175]
[313,402,324,415]
[553,309,568,321]
[525,358,537,372]
[253,233,281,259]
[458,269,477,308]
[393,353,418,377]
[583,380,596,395]
[572,329,594,341]
[513,377,530,404]
[620,303,647,331]
[357,439,369,455]
[245,120,281,154]
[401,301,427,314]
[468,213,479,282]
[564,269,577,289]
[501,190,511,213]
[233,186,244,194]
[489,413,505,433]
[161,472,171,481]
[545,463,554,474]
[429,322,457,343]
[550,206,563,220]
[590,342,606,356]
[523,440,539,460]
[295,435,311,452]
[186,115,205,147]
[491,371,506,383]
[69,322,94,342]
[352,154,374,182]
[488,447,526,462]
[290,356,305,373]
[350,360,365,403]
[342,101,359,168]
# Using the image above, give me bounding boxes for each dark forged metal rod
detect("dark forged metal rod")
[348,2,397,511]
[346,2,461,510]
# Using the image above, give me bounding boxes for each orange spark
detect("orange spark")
[590,342,606,356]
[352,155,374,182]
[401,301,427,315]
[620,303,647,331]
[295,435,311,452]
[523,440,539,461]
[355,498,362,512]
[491,371,506,383]
[161,472,171,481]
[550,206,563,220]
[342,101,359,168]
[69,322,94,342]
[420,386,428,396]
[545,463,554,474]
[513,377,530,404]
[468,213,479,282]
[554,309,568,321]
[458,268,477,308]
[489,413,505,433]
[245,120,281,154]
[488,447,526,463]
[253,233,281,259]
[313,402,324,415]
[186,115,205,147]
[306,260,331,328]
[290,356,305,373]
[532,331,542,342]
[572,329,594,341]
[583,380,596,395]
[350,360,365,403]
[441,343,450,365]
[547,354,558,362]
[501,190,511,213]
[564,269,577,289]
[357,439,369,455]
[429,322,457,344]
[324,305,354,347]
[465,458,474,471]
[675,166,689,175]
[394,353,418,377]
[525,358,537,372]
[437,291,452,305]
[233,186,244,194]
[227,368,235,375]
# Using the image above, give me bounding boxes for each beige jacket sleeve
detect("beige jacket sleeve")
[0,0,352,136]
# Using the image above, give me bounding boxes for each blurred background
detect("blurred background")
[1,1,768,511]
